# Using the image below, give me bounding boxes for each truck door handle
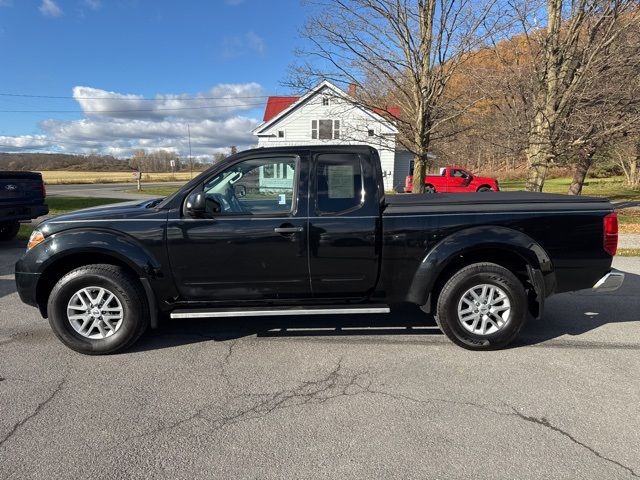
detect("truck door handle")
[274,226,303,234]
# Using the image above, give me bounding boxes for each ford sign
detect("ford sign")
[5,184,18,191]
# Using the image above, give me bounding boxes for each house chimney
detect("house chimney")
[348,83,357,97]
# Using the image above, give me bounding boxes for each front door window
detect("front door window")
[203,156,298,216]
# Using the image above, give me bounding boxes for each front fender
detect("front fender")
[17,228,163,277]
[406,225,554,305]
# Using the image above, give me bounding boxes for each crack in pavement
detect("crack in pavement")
[370,389,639,478]
[0,376,66,450]
[126,358,371,441]
[508,407,640,479]
[218,339,239,388]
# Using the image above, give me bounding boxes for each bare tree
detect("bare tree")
[290,0,506,193]
[512,0,640,191]
[563,17,640,194]
[613,136,640,188]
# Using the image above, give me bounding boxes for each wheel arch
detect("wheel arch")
[406,225,555,317]
[33,230,161,323]
[476,184,493,191]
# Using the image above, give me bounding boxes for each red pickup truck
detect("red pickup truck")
[404,166,500,193]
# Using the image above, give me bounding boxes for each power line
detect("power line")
[0,98,302,114]
[0,92,280,101]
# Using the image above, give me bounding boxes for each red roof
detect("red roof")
[262,95,401,123]
[373,106,401,119]
[263,96,299,122]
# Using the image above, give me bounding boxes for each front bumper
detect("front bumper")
[14,269,40,308]
[592,269,625,292]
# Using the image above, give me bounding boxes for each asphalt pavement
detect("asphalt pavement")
[1,242,639,479]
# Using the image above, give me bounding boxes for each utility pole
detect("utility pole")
[187,123,193,179]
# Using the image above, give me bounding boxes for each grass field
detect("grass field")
[500,176,640,200]
[17,197,126,240]
[40,171,198,185]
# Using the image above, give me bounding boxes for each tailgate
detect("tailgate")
[0,172,45,206]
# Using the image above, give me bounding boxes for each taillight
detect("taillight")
[603,212,618,256]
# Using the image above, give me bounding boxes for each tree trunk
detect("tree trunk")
[568,151,594,195]
[525,115,553,192]
[411,154,428,194]
[630,159,639,188]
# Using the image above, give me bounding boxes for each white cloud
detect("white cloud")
[83,0,101,9]
[0,135,50,150]
[39,0,63,17]
[73,83,264,120]
[223,31,266,59]
[0,83,264,158]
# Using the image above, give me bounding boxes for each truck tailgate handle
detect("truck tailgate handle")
[274,226,303,234]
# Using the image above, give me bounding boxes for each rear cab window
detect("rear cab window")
[315,153,364,215]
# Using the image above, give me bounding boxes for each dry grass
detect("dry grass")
[617,248,640,257]
[40,171,199,185]
[620,224,640,233]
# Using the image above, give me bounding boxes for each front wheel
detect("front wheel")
[435,262,527,350]
[0,221,20,241]
[47,264,149,355]
[477,186,492,192]
[424,184,436,193]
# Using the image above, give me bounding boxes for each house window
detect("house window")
[277,130,285,139]
[322,96,330,106]
[312,119,341,140]
[263,164,274,178]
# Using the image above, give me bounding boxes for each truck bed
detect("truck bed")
[384,191,610,215]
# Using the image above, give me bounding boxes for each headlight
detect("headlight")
[27,230,45,251]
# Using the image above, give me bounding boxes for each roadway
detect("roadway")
[46,182,185,200]
[0,241,639,479]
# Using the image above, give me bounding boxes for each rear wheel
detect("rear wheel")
[0,221,20,241]
[424,184,436,193]
[47,264,149,354]
[435,262,527,350]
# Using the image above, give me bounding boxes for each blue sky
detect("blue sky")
[0,0,310,157]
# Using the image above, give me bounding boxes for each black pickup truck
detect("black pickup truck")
[15,146,623,354]
[1,171,48,241]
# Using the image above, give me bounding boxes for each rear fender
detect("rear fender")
[406,225,554,306]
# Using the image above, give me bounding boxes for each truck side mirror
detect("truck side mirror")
[185,192,207,218]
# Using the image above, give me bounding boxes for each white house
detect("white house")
[252,80,413,191]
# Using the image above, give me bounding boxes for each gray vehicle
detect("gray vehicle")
[0,171,48,241]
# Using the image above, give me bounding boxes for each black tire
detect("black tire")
[477,186,492,192]
[424,184,436,193]
[0,221,20,241]
[435,262,527,350]
[47,264,149,355]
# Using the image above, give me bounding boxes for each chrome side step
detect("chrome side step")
[170,306,391,319]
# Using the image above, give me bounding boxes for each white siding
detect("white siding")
[393,150,414,192]
[255,85,399,190]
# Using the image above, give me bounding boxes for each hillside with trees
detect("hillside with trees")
[0,149,226,173]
